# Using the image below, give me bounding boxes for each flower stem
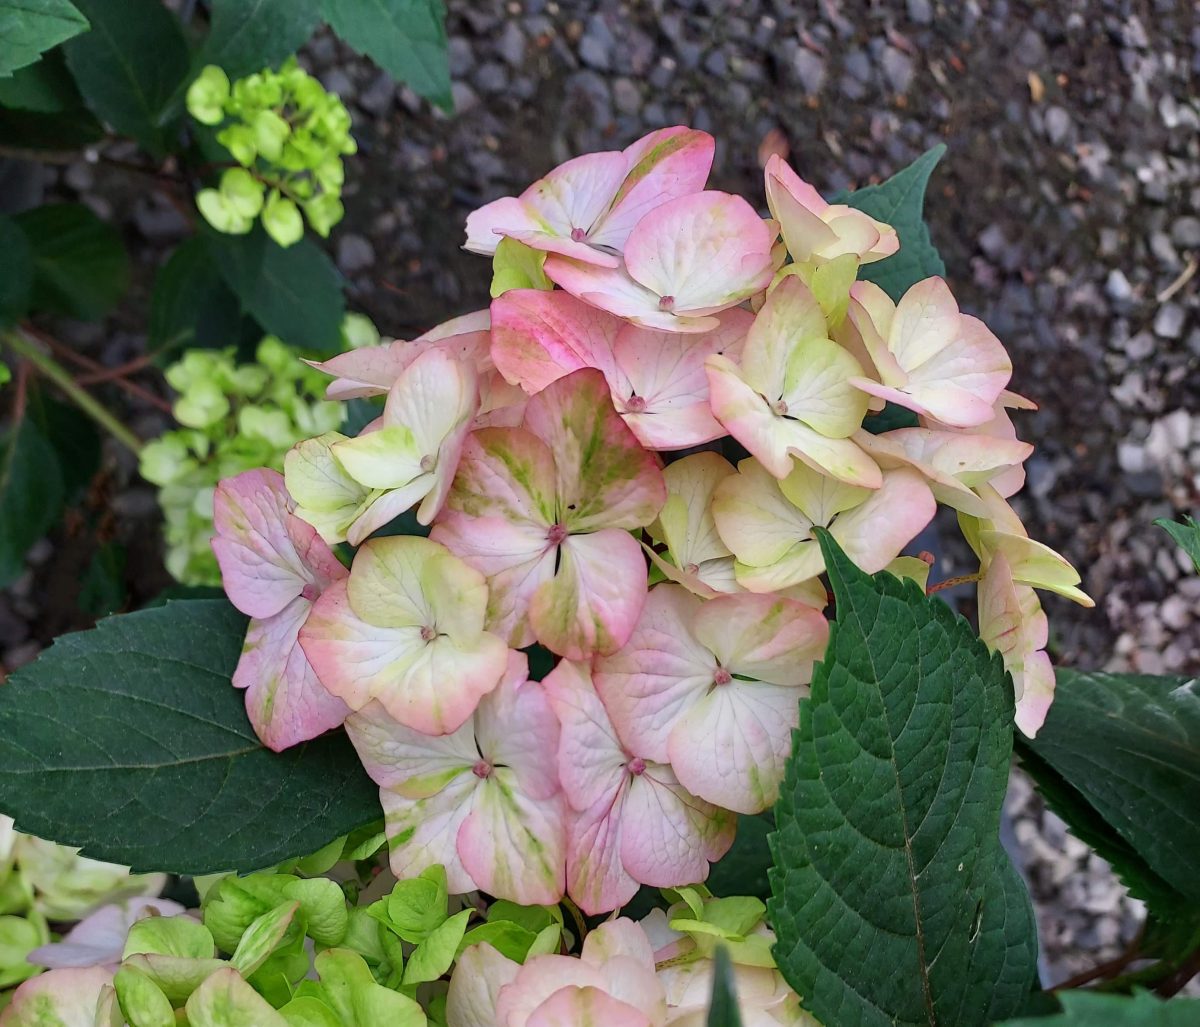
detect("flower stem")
[926,572,982,595]
[4,329,143,455]
[561,896,589,947]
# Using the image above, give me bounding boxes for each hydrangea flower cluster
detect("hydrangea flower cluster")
[186,59,356,247]
[139,336,343,585]
[211,127,1091,920]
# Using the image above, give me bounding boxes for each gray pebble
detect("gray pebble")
[881,47,914,93]
[907,0,933,24]
[321,69,356,101]
[358,71,395,115]
[793,49,826,95]
[1171,215,1200,249]
[579,14,615,71]
[612,78,641,115]
[498,22,525,68]
[336,233,375,275]
[1044,106,1072,146]
[1153,302,1186,339]
[1105,268,1133,303]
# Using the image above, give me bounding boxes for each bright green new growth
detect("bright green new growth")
[187,59,356,248]
[139,336,342,585]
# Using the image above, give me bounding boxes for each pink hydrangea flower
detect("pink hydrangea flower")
[446,942,521,1027]
[542,660,734,915]
[545,192,776,333]
[494,918,667,1027]
[594,585,829,814]
[0,966,114,1027]
[27,897,187,970]
[300,536,509,735]
[846,278,1013,428]
[764,154,899,266]
[712,457,936,593]
[211,469,350,752]
[346,651,565,902]
[466,127,714,266]
[490,289,752,450]
[330,347,480,542]
[705,275,881,488]
[431,368,666,658]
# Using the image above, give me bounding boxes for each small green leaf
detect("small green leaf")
[457,920,538,963]
[115,963,176,1027]
[0,599,380,875]
[839,145,946,301]
[13,202,129,320]
[321,0,451,110]
[1020,670,1200,907]
[284,877,349,946]
[381,864,448,943]
[0,214,33,325]
[402,907,471,985]
[230,902,299,977]
[706,946,745,1027]
[768,529,1037,1027]
[186,966,289,1027]
[125,915,217,961]
[0,0,88,77]
[0,417,65,588]
[208,229,345,353]
[996,988,1200,1025]
[1156,515,1200,573]
[62,0,189,154]
[490,237,551,298]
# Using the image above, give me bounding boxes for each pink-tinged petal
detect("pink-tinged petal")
[905,315,1012,425]
[650,452,736,570]
[344,477,433,547]
[379,779,477,894]
[490,289,624,395]
[889,277,961,371]
[620,764,734,887]
[523,368,666,533]
[565,793,637,916]
[531,529,649,658]
[545,259,723,333]
[668,681,801,813]
[307,341,417,400]
[234,597,350,751]
[1014,650,1055,738]
[431,511,556,648]
[344,700,476,796]
[333,424,425,490]
[447,944,520,1027]
[580,918,657,968]
[458,772,567,905]
[526,986,651,1027]
[828,469,937,573]
[642,541,725,600]
[739,275,828,398]
[977,530,1094,607]
[503,229,623,267]
[212,469,341,619]
[706,355,881,487]
[0,966,113,1027]
[591,128,715,251]
[593,585,714,762]
[475,653,561,800]
[446,427,558,525]
[465,195,545,256]
[764,156,839,264]
[711,457,816,569]
[496,959,609,1027]
[416,308,492,341]
[382,348,480,472]
[623,192,775,314]
[692,593,829,686]
[846,282,904,387]
[518,151,629,248]
[29,898,186,970]
[541,660,627,810]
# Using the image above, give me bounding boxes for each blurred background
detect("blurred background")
[1,0,1197,990]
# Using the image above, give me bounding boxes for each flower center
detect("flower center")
[683,562,700,575]
[658,295,676,311]
[627,757,647,776]
[570,226,588,242]
[770,398,789,417]
[713,667,733,686]
[547,523,569,546]
[472,759,491,779]
[419,453,435,473]
[625,394,647,413]
[420,625,437,642]
[300,582,320,602]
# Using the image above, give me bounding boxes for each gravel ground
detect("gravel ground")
[4,0,1198,990]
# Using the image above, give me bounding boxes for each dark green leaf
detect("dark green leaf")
[706,947,745,1027]
[1156,515,1200,573]
[839,145,946,301]
[142,584,226,609]
[77,541,127,618]
[0,599,380,874]
[768,530,1037,1027]
[208,230,345,353]
[321,0,451,110]
[996,989,1200,1026]
[62,0,189,153]
[706,813,773,900]
[149,237,248,353]
[1021,670,1200,906]
[0,0,88,76]
[0,102,101,150]
[27,392,100,502]
[0,417,65,588]
[0,214,33,325]
[862,402,919,434]
[13,203,128,320]
[0,48,84,111]
[195,0,323,80]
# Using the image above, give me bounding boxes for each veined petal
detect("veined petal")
[465,195,545,256]
[475,653,561,800]
[592,584,715,763]
[284,432,374,545]
[541,660,628,811]
[531,529,649,658]
[827,468,937,573]
[344,699,476,796]
[692,593,828,686]
[523,368,666,533]
[496,959,609,1027]
[526,986,651,1027]
[565,792,636,916]
[347,536,486,630]
[234,598,350,751]
[711,457,816,568]
[1014,650,1056,738]
[446,944,520,1027]
[781,332,869,439]
[344,476,434,546]
[1,966,114,1027]
[889,277,961,372]
[620,764,734,887]
[333,425,425,490]
[431,511,556,647]
[446,427,558,525]
[379,779,477,894]
[648,452,736,571]
[519,151,629,245]
[740,275,828,398]
[764,156,839,264]
[668,682,801,813]
[382,347,480,461]
[978,530,1094,607]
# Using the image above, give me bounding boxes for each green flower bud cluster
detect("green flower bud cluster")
[0,815,163,993]
[139,335,344,586]
[186,59,357,248]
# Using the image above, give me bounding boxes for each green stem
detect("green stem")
[4,329,142,455]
